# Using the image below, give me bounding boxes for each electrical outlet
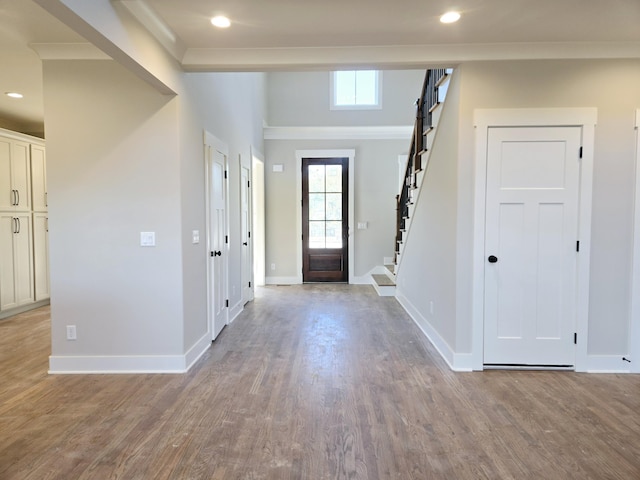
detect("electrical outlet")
[271,263,276,271]
[66,325,77,341]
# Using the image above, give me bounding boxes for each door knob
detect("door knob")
[213,250,222,256]
[243,242,248,246]
[488,255,498,263]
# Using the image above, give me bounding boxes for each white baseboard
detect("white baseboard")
[229,300,243,324]
[49,333,211,374]
[265,276,302,285]
[583,354,632,373]
[396,291,473,372]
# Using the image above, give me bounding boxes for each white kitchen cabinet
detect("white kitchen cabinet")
[31,144,47,212]
[0,129,47,316]
[0,212,34,311]
[33,212,50,301]
[0,137,31,212]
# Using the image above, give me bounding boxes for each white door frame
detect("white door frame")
[295,149,355,284]
[629,109,640,373]
[204,130,229,340]
[471,108,597,372]
[251,146,266,287]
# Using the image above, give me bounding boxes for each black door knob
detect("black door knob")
[243,242,248,246]
[488,255,498,263]
[214,250,222,256]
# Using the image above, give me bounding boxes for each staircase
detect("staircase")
[371,68,452,296]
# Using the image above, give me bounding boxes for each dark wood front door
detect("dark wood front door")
[302,157,348,282]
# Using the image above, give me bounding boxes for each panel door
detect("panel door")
[241,165,253,304]
[0,213,17,310]
[11,140,31,212]
[208,146,228,340]
[484,126,581,366]
[13,213,33,306]
[31,144,47,212]
[302,158,349,282]
[33,213,50,301]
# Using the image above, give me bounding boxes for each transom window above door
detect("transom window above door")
[331,70,381,110]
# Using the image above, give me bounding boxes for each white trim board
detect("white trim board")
[265,126,412,140]
[49,333,211,374]
[396,290,473,372]
[295,149,355,284]
[472,108,597,372]
[629,109,640,373]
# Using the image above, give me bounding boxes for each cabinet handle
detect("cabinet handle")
[16,190,19,206]
[46,217,49,232]
[16,217,20,234]
[45,192,48,207]
[12,189,17,206]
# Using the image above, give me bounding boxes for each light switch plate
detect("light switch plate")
[357,222,368,230]
[192,230,200,244]
[140,231,156,247]
[272,164,284,173]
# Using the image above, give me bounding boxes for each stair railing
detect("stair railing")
[395,68,448,260]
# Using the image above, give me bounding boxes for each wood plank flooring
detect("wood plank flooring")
[1,284,640,479]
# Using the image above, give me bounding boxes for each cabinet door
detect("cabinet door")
[0,213,18,310]
[13,213,34,306]
[33,213,49,301]
[12,141,31,212]
[31,144,47,212]
[0,138,12,211]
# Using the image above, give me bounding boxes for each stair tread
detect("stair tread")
[372,274,395,287]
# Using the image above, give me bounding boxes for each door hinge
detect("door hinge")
[248,231,251,238]
[248,180,251,188]
[225,235,228,244]
[224,170,228,179]
[576,241,580,252]
[249,281,252,288]
[579,147,583,159]
[225,299,229,308]
[574,333,577,344]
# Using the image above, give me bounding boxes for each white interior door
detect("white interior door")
[484,126,582,366]
[208,145,228,340]
[241,165,253,304]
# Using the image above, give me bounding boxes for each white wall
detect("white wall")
[395,70,461,358]
[41,3,265,372]
[267,70,425,127]
[264,138,408,279]
[44,60,184,362]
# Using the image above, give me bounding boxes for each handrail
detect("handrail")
[395,68,448,258]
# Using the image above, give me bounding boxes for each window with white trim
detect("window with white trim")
[331,70,381,110]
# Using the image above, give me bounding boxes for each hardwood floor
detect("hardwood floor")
[1,285,639,479]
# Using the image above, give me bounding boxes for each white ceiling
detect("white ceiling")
[1,0,640,133]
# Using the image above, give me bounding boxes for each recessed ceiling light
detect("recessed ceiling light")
[440,11,461,23]
[211,15,231,28]
[5,92,23,99]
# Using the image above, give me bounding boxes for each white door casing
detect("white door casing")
[472,108,596,372]
[483,126,581,366]
[205,132,229,341]
[251,149,266,287]
[629,109,640,373]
